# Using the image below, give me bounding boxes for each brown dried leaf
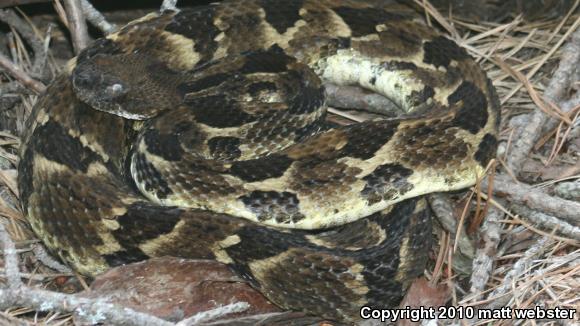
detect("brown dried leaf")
[396,278,449,326]
[80,257,280,322]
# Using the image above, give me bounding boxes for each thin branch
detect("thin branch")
[0,224,251,325]
[1,0,115,35]
[506,24,580,175]
[325,84,403,117]
[0,0,51,9]
[203,312,324,326]
[0,52,45,94]
[511,204,580,241]
[0,310,30,326]
[468,206,503,300]
[0,224,172,325]
[32,244,73,274]
[63,0,90,53]
[80,0,116,34]
[160,0,179,12]
[0,287,174,326]
[553,179,580,200]
[176,302,250,326]
[541,28,580,134]
[485,236,553,308]
[485,174,580,224]
[544,25,580,103]
[428,193,475,258]
[0,8,47,77]
[0,82,32,95]
[0,222,21,289]
[496,58,572,124]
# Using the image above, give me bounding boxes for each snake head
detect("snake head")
[72,53,182,120]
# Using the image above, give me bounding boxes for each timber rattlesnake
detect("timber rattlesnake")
[18,0,500,322]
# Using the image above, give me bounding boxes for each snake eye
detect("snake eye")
[105,83,126,98]
[73,64,128,101]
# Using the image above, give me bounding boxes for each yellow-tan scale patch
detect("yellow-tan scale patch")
[247,248,369,313]
[27,156,125,275]
[305,217,388,251]
[107,13,202,71]
[395,198,429,284]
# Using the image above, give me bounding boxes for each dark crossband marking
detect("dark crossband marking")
[239,47,293,74]
[186,95,254,128]
[341,121,400,160]
[361,163,414,204]
[448,81,488,134]
[165,6,220,66]
[32,120,100,173]
[239,190,304,223]
[229,154,293,182]
[474,133,498,166]
[132,153,173,199]
[423,36,469,68]
[334,7,406,37]
[208,136,243,160]
[260,0,304,34]
[142,128,184,162]
[178,73,231,95]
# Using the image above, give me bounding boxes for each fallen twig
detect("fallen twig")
[63,0,90,54]
[202,312,324,326]
[32,244,73,274]
[0,286,175,326]
[0,82,33,95]
[0,52,46,94]
[540,27,580,137]
[0,0,51,9]
[0,8,47,77]
[554,179,580,200]
[176,302,250,326]
[496,58,572,124]
[484,174,580,224]
[505,23,580,175]
[0,222,21,289]
[544,24,580,104]
[510,204,580,241]
[0,310,30,326]
[0,208,252,325]
[325,84,403,117]
[428,193,475,258]
[80,0,116,34]
[161,0,179,12]
[468,206,504,301]
[485,236,553,309]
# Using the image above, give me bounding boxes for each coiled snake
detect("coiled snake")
[18,0,500,322]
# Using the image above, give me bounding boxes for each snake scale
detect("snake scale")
[17,0,500,322]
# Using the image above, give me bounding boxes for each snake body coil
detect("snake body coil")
[18,0,500,322]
